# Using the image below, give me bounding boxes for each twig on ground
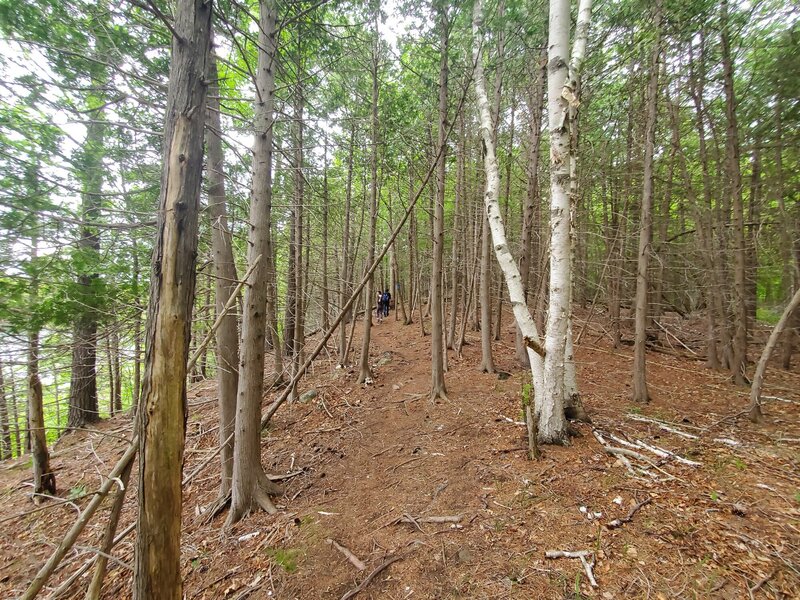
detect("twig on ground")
[499,414,526,426]
[326,538,366,571]
[606,497,652,529]
[267,469,304,482]
[385,455,426,472]
[340,554,406,600]
[749,570,775,595]
[545,550,598,587]
[394,514,462,526]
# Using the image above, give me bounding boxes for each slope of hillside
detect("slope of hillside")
[1,311,798,599]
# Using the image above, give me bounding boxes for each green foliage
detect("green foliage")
[67,483,88,500]
[266,547,302,573]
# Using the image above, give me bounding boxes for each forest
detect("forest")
[0,0,798,597]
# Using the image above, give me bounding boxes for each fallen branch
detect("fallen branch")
[326,539,366,571]
[545,550,597,587]
[340,554,405,600]
[592,430,639,478]
[593,430,679,481]
[632,439,701,467]
[393,514,462,527]
[21,439,138,600]
[626,415,699,440]
[606,497,652,529]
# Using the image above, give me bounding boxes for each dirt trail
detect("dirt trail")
[1,311,799,599]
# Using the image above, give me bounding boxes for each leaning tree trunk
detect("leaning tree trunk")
[474,0,545,456]
[749,287,800,422]
[226,0,282,526]
[205,39,239,498]
[133,0,211,597]
[632,0,662,404]
[430,4,449,402]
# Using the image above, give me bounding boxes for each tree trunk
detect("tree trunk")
[68,9,108,430]
[447,106,465,349]
[540,0,593,444]
[338,124,355,364]
[27,218,55,496]
[406,168,416,325]
[690,37,727,370]
[721,0,748,386]
[632,0,662,404]
[516,48,546,367]
[430,3,449,401]
[205,41,239,498]
[494,97,515,342]
[357,13,380,384]
[133,0,211,596]
[132,237,142,413]
[0,360,10,459]
[226,0,282,526]
[321,144,330,334]
[290,42,306,400]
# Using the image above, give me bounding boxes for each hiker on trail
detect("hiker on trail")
[376,291,384,323]
[381,289,391,318]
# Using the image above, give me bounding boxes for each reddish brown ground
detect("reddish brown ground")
[1,310,799,599]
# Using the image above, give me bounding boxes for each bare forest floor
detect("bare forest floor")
[1,309,799,599]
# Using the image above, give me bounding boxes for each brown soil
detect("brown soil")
[1,310,799,599]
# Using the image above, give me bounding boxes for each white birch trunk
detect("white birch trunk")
[541,0,593,444]
[473,0,545,452]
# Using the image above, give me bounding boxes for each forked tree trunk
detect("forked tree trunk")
[430,3,449,402]
[205,41,239,497]
[540,0,593,444]
[133,0,211,596]
[632,0,662,404]
[226,0,282,526]
[749,287,800,422]
[473,0,545,455]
